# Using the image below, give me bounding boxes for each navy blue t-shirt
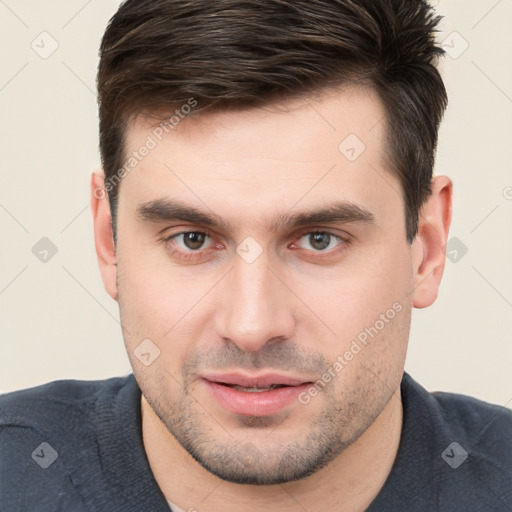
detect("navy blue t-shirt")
[1,373,511,511]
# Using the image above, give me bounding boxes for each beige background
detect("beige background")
[1,0,511,407]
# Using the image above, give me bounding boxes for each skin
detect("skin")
[91,86,452,512]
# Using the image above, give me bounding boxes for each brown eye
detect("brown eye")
[182,232,207,250]
[166,231,213,253]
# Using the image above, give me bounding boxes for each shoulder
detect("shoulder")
[432,386,512,432]
[403,374,512,509]
[429,386,512,462]
[0,376,135,511]
[0,376,112,406]
[403,374,512,451]
[0,376,130,433]
[432,387,512,479]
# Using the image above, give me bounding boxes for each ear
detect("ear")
[90,171,118,301]
[411,175,453,308]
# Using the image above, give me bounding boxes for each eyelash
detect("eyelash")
[162,229,219,261]
[161,228,351,262]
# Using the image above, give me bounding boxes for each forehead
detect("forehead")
[118,86,402,233]
[127,85,386,161]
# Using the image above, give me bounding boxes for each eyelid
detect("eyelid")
[160,229,219,263]
[161,227,352,261]
[162,227,350,243]
[293,227,352,243]
[164,229,216,248]
[290,229,351,252]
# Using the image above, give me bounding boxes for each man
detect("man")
[1,0,511,510]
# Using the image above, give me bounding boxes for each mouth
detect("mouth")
[200,372,314,417]
[218,383,290,392]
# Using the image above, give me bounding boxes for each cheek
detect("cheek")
[293,242,413,392]
[116,253,186,351]
[295,242,413,339]
[116,246,221,371]
[117,230,194,312]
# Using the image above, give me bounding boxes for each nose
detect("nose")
[214,253,295,352]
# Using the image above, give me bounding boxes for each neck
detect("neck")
[141,388,402,512]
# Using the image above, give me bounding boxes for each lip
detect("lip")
[201,372,309,388]
[200,372,313,417]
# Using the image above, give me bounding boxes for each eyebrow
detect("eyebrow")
[136,198,375,232]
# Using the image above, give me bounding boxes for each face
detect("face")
[113,87,416,484]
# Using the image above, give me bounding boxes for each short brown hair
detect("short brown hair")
[97,0,447,243]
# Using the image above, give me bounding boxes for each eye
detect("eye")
[294,231,345,252]
[162,228,350,263]
[168,231,214,251]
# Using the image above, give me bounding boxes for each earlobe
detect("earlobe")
[90,171,118,301]
[412,175,453,309]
